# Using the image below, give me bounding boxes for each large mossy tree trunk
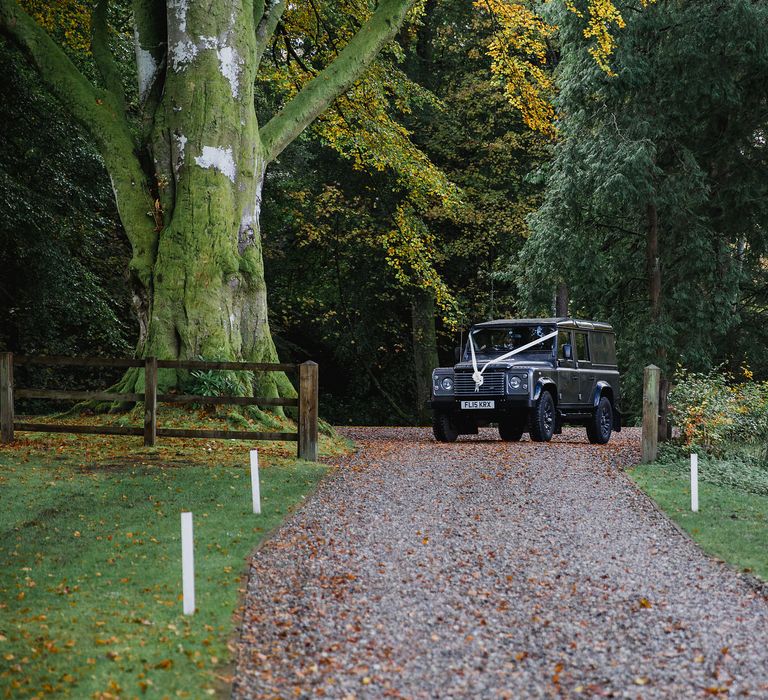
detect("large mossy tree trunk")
[1,0,415,397]
[134,1,284,395]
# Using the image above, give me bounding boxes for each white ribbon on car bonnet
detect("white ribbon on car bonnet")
[468,329,559,392]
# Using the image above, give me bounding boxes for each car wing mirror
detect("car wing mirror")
[454,346,462,363]
[563,343,572,360]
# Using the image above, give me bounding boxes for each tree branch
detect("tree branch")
[1,0,158,286]
[254,0,286,69]
[91,0,126,111]
[280,23,316,76]
[2,0,105,135]
[131,0,166,108]
[260,0,415,162]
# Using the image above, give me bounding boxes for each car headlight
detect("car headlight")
[507,374,528,392]
[432,372,454,395]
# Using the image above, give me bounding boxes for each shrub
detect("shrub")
[187,369,250,398]
[669,368,768,458]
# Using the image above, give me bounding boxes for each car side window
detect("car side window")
[558,330,571,360]
[575,332,590,362]
[591,333,605,363]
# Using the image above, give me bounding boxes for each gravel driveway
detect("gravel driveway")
[232,427,768,698]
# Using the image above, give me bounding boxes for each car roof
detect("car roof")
[473,318,614,332]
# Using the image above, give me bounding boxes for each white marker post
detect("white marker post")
[181,512,195,615]
[250,449,261,515]
[691,453,699,513]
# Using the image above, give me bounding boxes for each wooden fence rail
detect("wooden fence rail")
[0,353,318,460]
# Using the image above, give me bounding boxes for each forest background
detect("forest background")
[2,0,767,425]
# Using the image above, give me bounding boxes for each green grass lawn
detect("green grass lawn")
[630,462,768,581]
[0,418,348,699]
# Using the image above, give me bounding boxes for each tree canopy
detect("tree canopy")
[2,0,767,421]
[517,0,768,407]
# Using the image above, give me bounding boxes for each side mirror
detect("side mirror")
[454,346,462,363]
[563,343,573,360]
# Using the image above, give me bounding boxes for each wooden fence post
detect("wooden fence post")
[298,361,318,461]
[144,356,157,447]
[0,353,14,444]
[642,364,661,463]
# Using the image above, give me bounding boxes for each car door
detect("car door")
[556,330,579,407]
[574,331,595,407]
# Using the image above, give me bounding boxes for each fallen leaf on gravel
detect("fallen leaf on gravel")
[584,684,609,696]
[552,662,564,684]
[231,427,768,699]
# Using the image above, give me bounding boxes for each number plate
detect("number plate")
[461,400,495,410]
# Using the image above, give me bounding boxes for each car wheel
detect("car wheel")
[433,411,459,443]
[587,396,613,444]
[498,418,525,442]
[529,391,555,442]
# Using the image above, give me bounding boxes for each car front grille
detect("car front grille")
[454,371,505,396]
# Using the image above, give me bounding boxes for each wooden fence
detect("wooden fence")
[0,353,318,460]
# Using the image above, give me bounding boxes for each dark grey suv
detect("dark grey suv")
[429,318,621,444]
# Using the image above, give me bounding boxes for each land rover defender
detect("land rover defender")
[429,318,621,444]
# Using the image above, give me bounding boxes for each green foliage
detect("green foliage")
[668,368,768,459]
[0,36,135,408]
[411,2,549,329]
[263,155,420,423]
[645,367,768,576]
[515,0,768,416]
[262,0,548,423]
[0,37,134,360]
[186,370,250,399]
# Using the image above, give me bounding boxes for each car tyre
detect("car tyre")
[587,396,613,444]
[529,391,555,442]
[498,418,525,442]
[433,411,459,443]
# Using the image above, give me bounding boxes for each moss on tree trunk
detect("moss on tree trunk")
[1,0,416,405]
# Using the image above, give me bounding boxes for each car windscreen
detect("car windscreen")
[466,325,556,361]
